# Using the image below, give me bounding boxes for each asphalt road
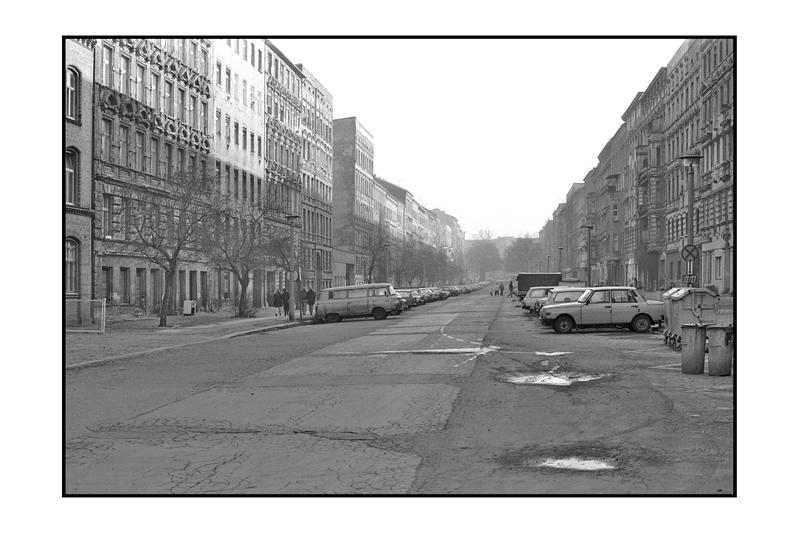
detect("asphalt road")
[65,287,733,494]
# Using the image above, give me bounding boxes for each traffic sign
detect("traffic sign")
[681,244,700,262]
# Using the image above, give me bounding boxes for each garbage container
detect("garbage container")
[707,324,734,376]
[662,287,720,350]
[183,299,197,316]
[681,323,707,374]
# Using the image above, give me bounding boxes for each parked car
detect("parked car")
[540,286,665,334]
[397,289,418,307]
[522,287,555,310]
[315,283,404,322]
[532,287,589,316]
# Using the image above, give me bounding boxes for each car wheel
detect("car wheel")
[631,314,652,333]
[326,313,340,323]
[553,315,574,334]
[372,307,387,320]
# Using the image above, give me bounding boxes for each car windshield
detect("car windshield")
[528,289,548,297]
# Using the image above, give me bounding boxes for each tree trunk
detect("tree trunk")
[237,271,250,318]
[159,267,176,327]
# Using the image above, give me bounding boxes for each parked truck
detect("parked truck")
[515,272,563,301]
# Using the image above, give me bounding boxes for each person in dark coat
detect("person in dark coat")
[299,287,307,317]
[306,287,316,318]
[282,287,290,318]
[508,280,514,298]
[499,282,505,296]
[273,289,283,316]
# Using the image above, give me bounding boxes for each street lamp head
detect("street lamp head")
[580,224,595,231]
[678,153,703,167]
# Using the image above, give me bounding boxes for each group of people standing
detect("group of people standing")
[271,286,317,319]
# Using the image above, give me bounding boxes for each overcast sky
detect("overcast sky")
[273,38,683,239]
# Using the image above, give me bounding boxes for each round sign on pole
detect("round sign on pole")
[681,244,700,262]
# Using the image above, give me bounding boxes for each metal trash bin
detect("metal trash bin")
[681,323,707,374]
[662,287,720,350]
[707,324,734,376]
[183,299,197,316]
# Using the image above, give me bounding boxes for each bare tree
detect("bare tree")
[123,167,215,327]
[201,198,291,318]
[504,235,540,273]
[364,215,390,284]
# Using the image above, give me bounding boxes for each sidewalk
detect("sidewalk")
[66,307,313,369]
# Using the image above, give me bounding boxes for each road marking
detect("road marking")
[535,351,572,356]
[452,346,500,367]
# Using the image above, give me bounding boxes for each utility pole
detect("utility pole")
[558,246,563,274]
[383,242,391,285]
[581,225,595,286]
[679,153,702,286]
[286,213,300,321]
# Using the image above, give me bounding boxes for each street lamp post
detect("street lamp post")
[286,213,301,321]
[678,153,703,286]
[383,242,391,285]
[580,225,595,286]
[558,247,563,274]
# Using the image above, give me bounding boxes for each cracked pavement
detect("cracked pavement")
[66,287,733,494]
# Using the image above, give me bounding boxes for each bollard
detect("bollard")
[707,324,734,376]
[680,323,706,374]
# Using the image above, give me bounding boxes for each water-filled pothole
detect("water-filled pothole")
[504,372,608,386]
[532,457,616,471]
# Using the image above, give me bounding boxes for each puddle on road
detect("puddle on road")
[504,372,608,386]
[533,457,616,471]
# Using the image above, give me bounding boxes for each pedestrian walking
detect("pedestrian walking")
[499,282,505,296]
[282,287,290,318]
[272,289,283,316]
[508,280,514,298]
[306,287,316,318]
[299,286,307,317]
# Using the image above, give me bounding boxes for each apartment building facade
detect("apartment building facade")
[92,38,216,314]
[297,64,334,292]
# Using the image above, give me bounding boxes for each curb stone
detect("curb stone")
[66,319,314,371]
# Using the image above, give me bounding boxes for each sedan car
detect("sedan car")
[532,287,588,316]
[540,286,665,334]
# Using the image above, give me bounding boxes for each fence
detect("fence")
[65,298,106,334]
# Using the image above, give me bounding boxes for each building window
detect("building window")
[65,149,77,205]
[250,132,255,154]
[715,256,722,279]
[215,109,221,136]
[102,44,113,87]
[225,68,231,95]
[65,239,79,295]
[120,267,130,304]
[119,125,130,167]
[216,61,222,86]
[178,89,186,121]
[136,131,145,171]
[136,64,145,102]
[165,81,174,114]
[258,50,262,72]
[190,95,197,127]
[234,169,239,199]
[151,72,161,111]
[257,136,262,157]
[201,101,208,133]
[234,122,239,146]
[102,267,113,301]
[166,142,173,176]
[102,194,113,237]
[201,48,208,76]
[65,67,79,121]
[151,136,159,176]
[121,55,131,95]
[178,148,186,173]
[101,118,112,159]
[242,126,247,151]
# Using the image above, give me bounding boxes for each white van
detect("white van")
[315,283,403,322]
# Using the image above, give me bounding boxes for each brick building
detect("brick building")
[65,38,97,319]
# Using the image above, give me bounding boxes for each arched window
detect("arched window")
[65,239,79,295]
[66,67,79,121]
[65,149,78,205]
